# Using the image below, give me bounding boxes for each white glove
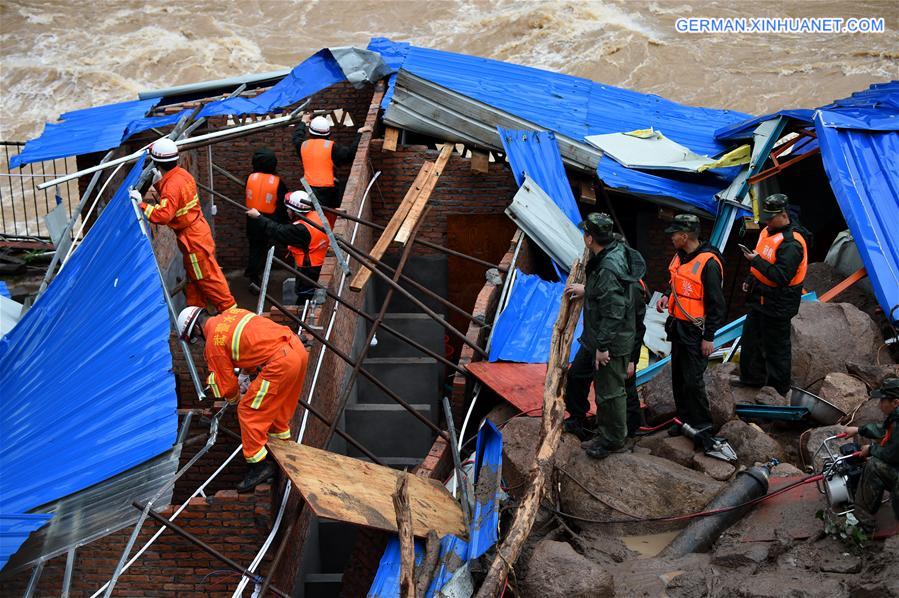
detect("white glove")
[129,189,143,202]
[151,168,162,184]
[238,373,251,394]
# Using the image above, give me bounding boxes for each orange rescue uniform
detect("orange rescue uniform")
[750,227,808,287]
[288,211,331,268]
[300,139,335,187]
[142,166,235,312]
[203,308,309,463]
[667,252,723,323]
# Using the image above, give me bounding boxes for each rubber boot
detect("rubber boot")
[563,417,593,442]
[237,459,275,493]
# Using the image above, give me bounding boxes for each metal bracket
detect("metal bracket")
[300,177,351,275]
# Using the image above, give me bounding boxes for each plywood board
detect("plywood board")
[466,361,595,416]
[268,439,467,539]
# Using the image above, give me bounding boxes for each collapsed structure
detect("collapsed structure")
[0,37,897,597]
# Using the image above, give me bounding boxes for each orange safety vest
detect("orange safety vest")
[288,211,330,268]
[668,252,723,322]
[750,227,808,287]
[300,139,335,187]
[245,173,280,214]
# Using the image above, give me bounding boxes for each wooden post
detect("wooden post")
[384,126,400,151]
[475,250,588,598]
[414,530,441,596]
[394,473,416,598]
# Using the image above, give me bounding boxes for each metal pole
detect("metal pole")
[134,502,291,598]
[486,232,523,352]
[300,177,351,275]
[265,293,449,441]
[36,149,115,298]
[61,548,76,598]
[23,560,45,598]
[257,245,275,315]
[442,396,472,524]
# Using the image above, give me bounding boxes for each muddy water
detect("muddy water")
[1,0,897,140]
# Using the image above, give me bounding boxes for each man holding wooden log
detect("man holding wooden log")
[563,212,645,459]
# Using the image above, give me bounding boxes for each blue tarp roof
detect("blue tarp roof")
[9,98,160,169]
[0,157,177,568]
[0,514,53,569]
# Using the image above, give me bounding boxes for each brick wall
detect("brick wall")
[0,486,272,597]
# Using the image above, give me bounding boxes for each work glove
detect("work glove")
[238,372,251,395]
[129,189,143,203]
[151,168,162,184]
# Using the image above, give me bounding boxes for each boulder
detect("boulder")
[691,452,736,481]
[770,462,805,477]
[502,417,580,497]
[704,368,756,426]
[639,362,676,424]
[635,430,669,453]
[851,398,886,428]
[651,436,697,468]
[755,386,789,407]
[791,302,882,391]
[803,262,882,323]
[718,420,785,467]
[818,372,869,416]
[578,527,638,565]
[801,424,851,472]
[559,452,722,533]
[847,361,899,390]
[712,541,770,570]
[521,539,614,598]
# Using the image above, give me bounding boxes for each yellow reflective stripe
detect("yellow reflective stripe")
[206,372,222,398]
[175,195,199,217]
[268,429,291,439]
[247,446,268,463]
[231,313,255,361]
[189,253,203,280]
[143,204,155,218]
[250,380,270,409]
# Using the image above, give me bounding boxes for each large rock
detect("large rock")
[704,366,756,426]
[639,362,675,424]
[502,417,579,497]
[521,539,614,598]
[803,262,882,323]
[851,398,885,428]
[718,420,785,467]
[651,436,697,468]
[847,361,899,389]
[801,424,852,471]
[692,452,736,481]
[755,386,789,407]
[791,302,882,391]
[559,452,722,533]
[818,372,869,416]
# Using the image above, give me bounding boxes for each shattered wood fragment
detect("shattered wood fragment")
[349,161,435,292]
[394,473,415,598]
[470,149,489,174]
[384,126,400,151]
[415,530,441,596]
[395,144,454,245]
[475,250,587,598]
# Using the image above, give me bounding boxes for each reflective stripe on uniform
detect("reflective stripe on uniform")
[143,204,155,218]
[175,195,199,217]
[189,253,203,280]
[207,372,222,398]
[268,429,291,439]
[247,446,268,463]
[231,312,255,361]
[250,379,270,409]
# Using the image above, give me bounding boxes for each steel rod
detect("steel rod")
[23,560,44,598]
[266,293,450,441]
[442,396,471,525]
[61,548,76,598]
[257,245,275,315]
[272,255,466,376]
[134,502,290,598]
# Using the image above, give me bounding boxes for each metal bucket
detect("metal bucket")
[789,386,847,425]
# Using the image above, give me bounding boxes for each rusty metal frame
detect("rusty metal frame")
[747,128,820,185]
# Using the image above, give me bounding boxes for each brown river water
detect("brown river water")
[1,0,897,141]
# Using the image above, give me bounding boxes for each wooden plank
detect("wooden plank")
[268,439,466,539]
[394,144,453,245]
[579,179,596,204]
[349,161,435,292]
[470,149,489,174]
[384,126,400,151]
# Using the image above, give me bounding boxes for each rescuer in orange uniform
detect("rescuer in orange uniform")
[738,194,809,395]
[291,115,371,208]
[132,139,235,313]
[247,191,331,300]
[244,148,289,287]
[177,305,309,492]
[656,214,726,433]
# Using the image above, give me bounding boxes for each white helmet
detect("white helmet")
[177,306,205,341]
[309,116,331,136]
[285,190,312,213]
[150,138,179,163]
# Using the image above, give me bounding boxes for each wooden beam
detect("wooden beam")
[384,126,400,151]
[395,144,454,245]
[475,250,587,598]
[819,267,867,303]
[470,149,489,174]
[394,474,416,598]
[349,161,435,292]
[268,439,466,538]
[579,179,596,204]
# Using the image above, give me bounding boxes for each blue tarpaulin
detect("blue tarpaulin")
[9,98,160,169]
[498,128,580,225]
[488,271,583,363]
[0,157,177,568]
[0,514,53,569]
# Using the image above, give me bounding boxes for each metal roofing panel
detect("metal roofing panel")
[597,158,725,214]
[9,98,160,169]
[0,157,177,548]
[815,116,899,322]
[714,109,815,141]
[505,176,584,270]
[817,81,899,131]
[586,130,714,172]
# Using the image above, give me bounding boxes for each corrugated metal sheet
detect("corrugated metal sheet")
[9,98,160,169]
[0,157,177,569]
[505,177,583,270]
[715,109,815,141]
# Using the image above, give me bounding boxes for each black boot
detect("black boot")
[584,437,611,460]
[237,459,275,493]
[563,417,593,442]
